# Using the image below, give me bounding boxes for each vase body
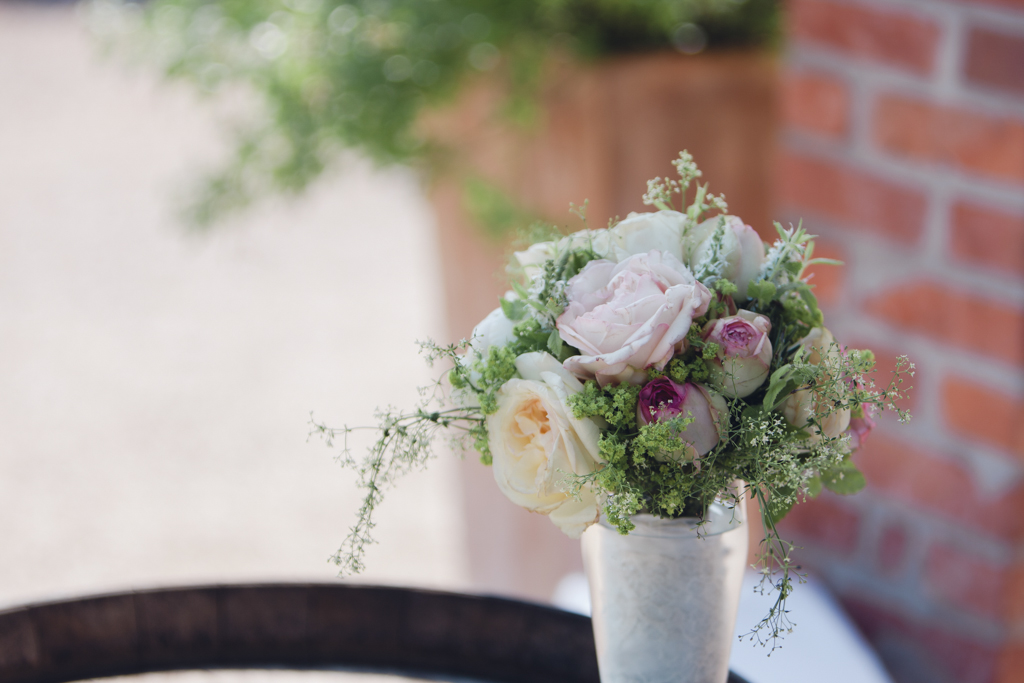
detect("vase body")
[581,499,748,683]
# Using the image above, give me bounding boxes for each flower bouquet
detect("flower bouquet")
[315,151,912,682]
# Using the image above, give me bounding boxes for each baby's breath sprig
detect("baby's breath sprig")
[672,150,703,189]
[311,403,484,575]
[313,340,487,575]
[643,176,682,211]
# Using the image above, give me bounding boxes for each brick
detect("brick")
[995,645,1024,683]
[956,0,1024,7]
[844,596,1000,683]
[950,201,1024,276]
[778,495,860,554]
[1010,568,1024,623]
[876,523,908,576]
[855,432,1024,540]
[924,544,1024,622]
[778,153,926,243]
[782,71,850,139]
[874,96,1024,184]
[864,280,1024,365]
[942,376,1024,459]
[965,27,1024,98]
[788,0,941,75]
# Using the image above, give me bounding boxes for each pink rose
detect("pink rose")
[556,251,712,386]
[636,377,728,462]
[702,310,773,398]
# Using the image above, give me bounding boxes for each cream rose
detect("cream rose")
[556,251,711,386]
[487,352,604,537]
[684,215,765,300]
[781,328,851,443]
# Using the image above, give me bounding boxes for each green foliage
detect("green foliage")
[821,460,866,495]
[94,0,780,224]
[463,176,541,241]
[568,380,641,432]
[499,296,527,321]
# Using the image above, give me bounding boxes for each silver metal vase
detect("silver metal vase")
[581,498,748,683]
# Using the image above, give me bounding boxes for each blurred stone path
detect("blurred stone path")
[0,1,468,614]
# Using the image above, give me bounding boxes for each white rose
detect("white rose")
[452,298,518,409]
[684,215,765,300]
[511,230,616,281]
[511,241,558,282]
[781,328,851,443]
[487,352,604,537]
[510,210,687,281]
[470,302,516,358]
[605,210,687,262]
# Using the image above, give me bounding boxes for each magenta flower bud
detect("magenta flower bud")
[702,310,772,398]
[636,377,727,460]
[846,405,877,451]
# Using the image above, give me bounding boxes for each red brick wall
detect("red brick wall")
[777,1,1024,681]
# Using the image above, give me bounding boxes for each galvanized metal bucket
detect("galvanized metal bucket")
[581,498,748,683]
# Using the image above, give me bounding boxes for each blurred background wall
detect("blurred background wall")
[3,0,1024,682]
[773,1,1024,682]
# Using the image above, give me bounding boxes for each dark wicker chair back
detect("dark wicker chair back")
[0,584,749,683]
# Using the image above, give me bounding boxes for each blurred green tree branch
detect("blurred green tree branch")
[89,0,779,226]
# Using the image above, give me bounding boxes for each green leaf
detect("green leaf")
[798,286,823,326]
[765,488,795,525]
[804,475,822,498]
[547,329,564,358]
[762,364,795,411]
[741,404,766,424]
[562,249,599,281]
[500,297,527,321]
[746,279,777,307]
[510,280,530,302]
[821,463,866,495]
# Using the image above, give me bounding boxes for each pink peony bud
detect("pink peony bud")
[702,310,773,398]
[846,404,876,451]
[636,377,727,461]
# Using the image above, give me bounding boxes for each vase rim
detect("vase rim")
[597,499,745,538]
